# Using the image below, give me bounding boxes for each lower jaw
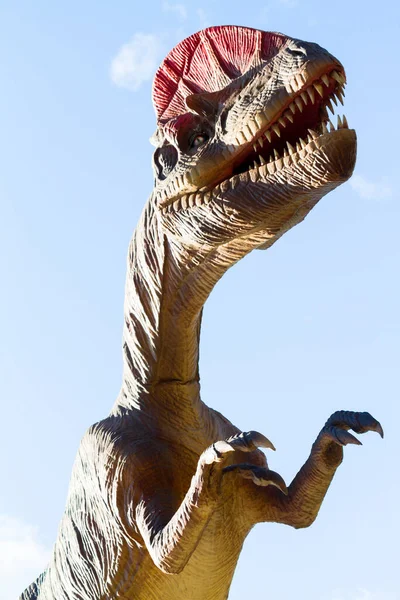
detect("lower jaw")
[235,128,357,190]
[161,129,356,214]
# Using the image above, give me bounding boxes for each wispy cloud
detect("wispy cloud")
[110,33,164,92]
[162,1,187,21]
[350,174,392,201]
[0,514,50,600]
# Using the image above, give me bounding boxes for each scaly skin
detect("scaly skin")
[21,26,383,600]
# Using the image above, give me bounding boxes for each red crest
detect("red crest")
[152,26,288,125]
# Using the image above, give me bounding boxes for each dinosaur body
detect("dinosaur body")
[21,26,382,600]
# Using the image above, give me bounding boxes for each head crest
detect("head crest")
[152,26,288,125]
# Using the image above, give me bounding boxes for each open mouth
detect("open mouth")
[161,67,354,213]
[234,68,348,176]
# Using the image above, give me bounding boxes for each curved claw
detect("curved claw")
[246,431,276,451]
[352,412,384,438]
[227,430,276,452]
[326,426,362,447]
[223,463,288,495]
[320,411,384,449]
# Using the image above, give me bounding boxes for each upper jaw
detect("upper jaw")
[157,55,354,211]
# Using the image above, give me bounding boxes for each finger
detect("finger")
[223,463,288,495]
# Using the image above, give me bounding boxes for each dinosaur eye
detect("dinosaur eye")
[191,133,209,148]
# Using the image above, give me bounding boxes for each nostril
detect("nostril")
[287,44,307,58]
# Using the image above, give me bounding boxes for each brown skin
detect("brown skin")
[20,29,383,600]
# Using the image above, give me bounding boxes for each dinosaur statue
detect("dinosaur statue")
[21,25,383,600]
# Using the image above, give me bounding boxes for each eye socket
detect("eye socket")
[153,144,178,180]
[191,133,209,149]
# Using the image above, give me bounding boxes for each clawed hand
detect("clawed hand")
[204,411,383,497]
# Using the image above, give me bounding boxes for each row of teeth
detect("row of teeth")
[160,69,346,210]
[238,69,346,148]
[161,113,349,214]
[251,114,349,169]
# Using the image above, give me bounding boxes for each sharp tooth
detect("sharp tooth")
[294,97,303,112]
[247,120,258,136]
[287,142,295,154]
[301,92,308,105]
[286,81,296,94]
[322,121,328,134]
[308,128,318,139]
[299,137,307,148]
[342,114,349,128]
[266,130,272,143]
[307,134,313,143]
[259,137,264,147]
[326,98,335,116]
[307,87,315,103]
[337,115,343,129]
[259,154,266,165]
[272,124,281,137]
[255,112,268,128]
[321,74,330,87]
[296,74,304,89]
[279,118,287,128]
[296,142,302,152]
[329,120,335,132]
[284,110,294,123]
[253,143,258,152]
[273,149,280,160]
[331,70,346,85]
[283,148,289,157]
[331,94,338,106]
[314,82,324,97]
[289,102,296,114]
[336,90,344,106]
[244,125,254,140]
[236,132,247,144]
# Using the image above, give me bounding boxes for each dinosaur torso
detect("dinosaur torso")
[21,25,383,600]
[36,406,263,600]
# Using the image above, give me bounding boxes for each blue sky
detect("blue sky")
[0,1,399,599]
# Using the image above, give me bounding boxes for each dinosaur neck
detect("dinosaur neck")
[114,200,227,420]
[112,194,288,422]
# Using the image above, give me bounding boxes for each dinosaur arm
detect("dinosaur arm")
[135,444,224,575]
[249,411,383,529]
[258,449,340,529]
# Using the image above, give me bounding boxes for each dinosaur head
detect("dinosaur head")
[150,25,356,253]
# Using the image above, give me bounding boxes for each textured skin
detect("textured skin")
[21,26,383,600]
